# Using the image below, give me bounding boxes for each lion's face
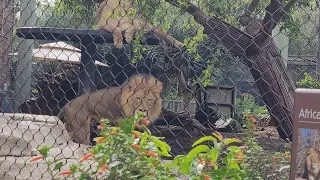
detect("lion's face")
[120,74,163,124]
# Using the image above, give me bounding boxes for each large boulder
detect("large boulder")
[0,113,90,179]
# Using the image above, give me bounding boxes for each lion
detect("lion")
[305,148,320,180]
[96,0,184,49]
[57,73,163,145]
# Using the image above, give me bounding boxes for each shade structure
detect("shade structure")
[9,41,109,67]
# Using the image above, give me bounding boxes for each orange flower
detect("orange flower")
[213,131,223,141]
[95,137,105,144]
[97,124,104,130]
[97,164,108,175]
[141,118,150,126]
[109,132,117,135]
[59,170,72,176]
[30,155,44,162]
[131,144,141,151]
[80,153,94,163]
[144,150,158,157]
[273,156,277,161]
[132,131,140,138]
[204,175,212,180]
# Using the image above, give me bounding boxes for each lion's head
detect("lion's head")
[120,74,163,125]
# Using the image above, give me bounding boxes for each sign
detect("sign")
[290,88,320,179]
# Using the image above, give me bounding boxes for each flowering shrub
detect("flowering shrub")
[32,113,176,179]
[241,112,291,179]
[166,132,249,180]
[31,112,291,179]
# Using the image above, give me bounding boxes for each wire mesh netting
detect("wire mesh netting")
[1,0,320,179]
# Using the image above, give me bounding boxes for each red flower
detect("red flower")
[30,155,44,162]
[95,137,105,144]
[80,153,94,162]
[132,131,140,138]
[141,118,150,126]
[97,124,104,130]
[273,156,277,161]
[59,170,72,176]
[97,164,108,175]
[144,150,158,157]
[131,144,141,151]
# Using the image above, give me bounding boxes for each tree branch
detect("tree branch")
[239,0,260,26]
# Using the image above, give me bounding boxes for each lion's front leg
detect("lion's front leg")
[67,114,91,145]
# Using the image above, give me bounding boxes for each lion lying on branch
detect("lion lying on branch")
[57,74,163,145]
[97,0,184,49]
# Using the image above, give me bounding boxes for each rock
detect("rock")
[215,118,242,133]
[0,157,96,180]
[0,113,92,180]
[0,113,74,157]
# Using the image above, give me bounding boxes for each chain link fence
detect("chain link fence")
[0,0,320,179]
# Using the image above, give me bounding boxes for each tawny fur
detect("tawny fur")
[57,74,163,145]
[306,148,320,180]
[97,0,184,49]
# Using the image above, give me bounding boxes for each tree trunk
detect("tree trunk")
[242,20,295,141]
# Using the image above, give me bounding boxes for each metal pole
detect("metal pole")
[317,1,320,75]
[13,0,36,112]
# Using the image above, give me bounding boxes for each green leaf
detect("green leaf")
[209,148,220,163]
[152,137,171,150]
[223,138,242,146]
[53,162,64,171]
[38,145,52,158]
[229,161,241,170]
[187,145,210,159]
[192,136,216,147]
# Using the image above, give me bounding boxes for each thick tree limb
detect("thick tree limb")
[163,0,298,141]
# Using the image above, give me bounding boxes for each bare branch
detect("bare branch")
[239,0,260,26]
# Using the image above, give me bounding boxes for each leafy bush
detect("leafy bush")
[296,72,320,88]
[235,93,268,124]
[31,112,291,179]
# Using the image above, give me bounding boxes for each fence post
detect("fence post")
[13,0,36,112]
